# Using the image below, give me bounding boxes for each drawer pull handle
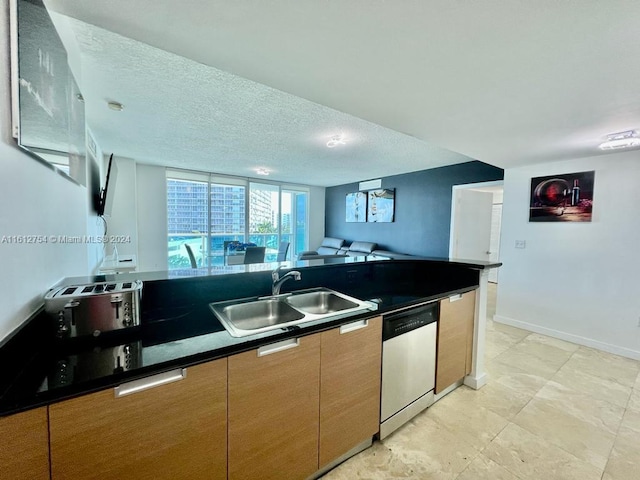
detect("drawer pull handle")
[449,294,462,302]
[258,338,300,357]
[114,368,186,398]
[340,319,368,334]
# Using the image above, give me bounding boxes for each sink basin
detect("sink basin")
[218,299,304,332]
[210,288,377,338]
[285,291,358,315]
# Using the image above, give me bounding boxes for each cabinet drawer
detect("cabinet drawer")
[0,407,49,480]
[228,334,321,480]
[49,359,227,480]
[435,290,476,393]
[320,316,382,467]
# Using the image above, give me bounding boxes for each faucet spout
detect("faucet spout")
[272,267,302,296]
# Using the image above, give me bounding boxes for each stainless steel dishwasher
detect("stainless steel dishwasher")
[380,301,438,439]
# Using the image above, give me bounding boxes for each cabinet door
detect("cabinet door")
[50,359,227,480]
[436,290,476,393]
[0,407,49,480]
[228,334,321,480]
[319,316,382,467]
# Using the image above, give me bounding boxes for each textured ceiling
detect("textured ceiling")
[48,12,473,187]
[43,0,640,185]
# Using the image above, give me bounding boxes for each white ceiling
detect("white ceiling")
[44,0,640,186]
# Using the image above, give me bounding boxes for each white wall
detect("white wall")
[136,164,168,272]
[104,156,138,257]
[495,151,640,359]
[308,185,325,252]
[0,4,93,343]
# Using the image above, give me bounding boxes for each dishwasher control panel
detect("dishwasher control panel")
[383,301,439,341]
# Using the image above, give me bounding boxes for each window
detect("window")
[209,179,246,265]
[166,172,209,268]
[167,171,308,268]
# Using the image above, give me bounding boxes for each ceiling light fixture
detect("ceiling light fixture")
[326,134,346,148]
[598,130,640,150]
[256,168,270,176]
[107,101,124,111]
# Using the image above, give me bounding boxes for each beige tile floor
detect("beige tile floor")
[321,283,640,479]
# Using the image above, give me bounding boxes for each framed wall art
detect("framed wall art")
[346,192,367,222]
[367,188,395,222]
[529,171,594,222]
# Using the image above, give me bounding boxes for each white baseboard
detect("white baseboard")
[493,315,640,361]
[464,372,488,390]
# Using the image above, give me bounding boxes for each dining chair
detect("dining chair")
[184,244,198,268]
[276,241,290,262]
[243,246,266,264]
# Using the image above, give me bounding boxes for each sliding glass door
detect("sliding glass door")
[167,171,308,268]
[281,188,308,260]
[248,182,279,261]
[167,173,208,268]
[209,177,246,266]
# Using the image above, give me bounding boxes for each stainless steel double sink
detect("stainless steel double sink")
[209,288,375,337]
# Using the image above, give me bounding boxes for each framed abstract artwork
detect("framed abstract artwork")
[346,192,367,222]
[367,189,395,222]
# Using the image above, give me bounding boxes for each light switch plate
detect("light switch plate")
[515,240,526,249]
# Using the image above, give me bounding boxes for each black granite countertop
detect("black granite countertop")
[0,256,492,416]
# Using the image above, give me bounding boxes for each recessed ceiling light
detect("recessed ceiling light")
[107,101,124,111]
[256,168,269,176]
[327,134,346,148]
[598,130,640,150]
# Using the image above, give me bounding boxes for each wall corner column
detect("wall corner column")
[464,268,489,390]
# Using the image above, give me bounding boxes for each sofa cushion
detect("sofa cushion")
[347,241,377,255]
[320,237,345,249]
[315,237,344,255]
[318,246,339,255]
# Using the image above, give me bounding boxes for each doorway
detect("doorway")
[449,181,503,284]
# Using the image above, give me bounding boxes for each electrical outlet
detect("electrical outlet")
[515,240,526,249]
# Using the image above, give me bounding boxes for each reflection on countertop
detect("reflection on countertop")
[0,256,493,416]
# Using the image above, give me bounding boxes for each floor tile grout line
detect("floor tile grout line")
[600,385,634,479]
[451,448,484,480]
[509,409,607,477]
[495,347,610,476]
[547,363,634,413]
[477,420,529,480]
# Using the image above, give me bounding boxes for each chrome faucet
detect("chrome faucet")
[272,266,301,295]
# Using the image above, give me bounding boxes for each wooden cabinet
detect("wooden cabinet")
[5,314,383,480]
[0,407,50,480]
[435,290,476,393]
[228,334,321,480]
[319,316,382,467]
[49,359,227,480]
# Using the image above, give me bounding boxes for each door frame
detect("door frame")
[448,180,504,259]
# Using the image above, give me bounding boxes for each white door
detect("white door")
[488,204,502,283]
[451,189,493,261]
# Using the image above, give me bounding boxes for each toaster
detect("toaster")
[44,280,143,339]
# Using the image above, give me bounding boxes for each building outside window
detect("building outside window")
[167,171,308,268]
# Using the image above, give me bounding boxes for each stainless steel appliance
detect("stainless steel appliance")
[380,301,438,439]
[44,280,143,339]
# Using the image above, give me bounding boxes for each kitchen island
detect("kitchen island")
[0,255,499,480]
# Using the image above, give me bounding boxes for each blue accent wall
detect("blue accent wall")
[325,161,504,257]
